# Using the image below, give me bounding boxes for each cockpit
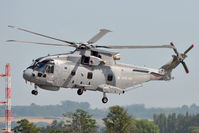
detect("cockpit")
[23,58,59,94]
[28,59,54,73]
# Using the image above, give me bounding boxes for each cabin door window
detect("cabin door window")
[107,74,113,82]
[81,55,90,65]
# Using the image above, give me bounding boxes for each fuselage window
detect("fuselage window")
[91,51,101,58]
[87,72,93,80]
[91,51,99,57]
[107,74,113,82]
[71,70,76,76]
[81,55,90,65]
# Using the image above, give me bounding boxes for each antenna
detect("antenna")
[0,64,11,133]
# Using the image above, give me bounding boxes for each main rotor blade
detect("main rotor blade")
[6,40,73,47]
[8,25,77,47]
[96,45,174,49]
[87,29,111,44]
[181,61,189,74]
[184,44,194,55]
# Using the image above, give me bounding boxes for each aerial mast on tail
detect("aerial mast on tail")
[0,64,11,133]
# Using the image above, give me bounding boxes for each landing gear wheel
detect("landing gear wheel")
[77,89,83,95]
[102,97,108,104]
[31,90,38,95]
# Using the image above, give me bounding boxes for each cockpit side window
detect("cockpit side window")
[31,61,54,74]
[36,63,46,72]
[45,65,54,73]
[29,59,54,72]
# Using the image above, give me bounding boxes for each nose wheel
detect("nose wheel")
[102,92,108,103]
[31,90,38,95]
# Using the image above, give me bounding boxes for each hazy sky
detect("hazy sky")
[0,0,199,109]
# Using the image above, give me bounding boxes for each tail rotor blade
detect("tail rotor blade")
[184,44,194,55]
[170,42,179,56]
[181,61,189,74]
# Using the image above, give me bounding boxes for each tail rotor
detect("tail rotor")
[167,42,194,74]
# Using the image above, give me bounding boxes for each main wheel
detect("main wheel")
[102,97,108,104]
[77,89,83,95]
[31,90,38,95]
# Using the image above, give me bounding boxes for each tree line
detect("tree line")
[12,106,159,133]
[154,112,199,133]
[12,106,199,133]
[1,100,199,119]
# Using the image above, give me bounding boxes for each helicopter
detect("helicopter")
[7,25,194,103]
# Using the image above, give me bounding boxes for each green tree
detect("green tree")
[188,126,199,133]
[45,129,67,133]
[153,113,167,133]
[154,113,199,133]
[12,119,41,133]
[64,109,97,133]
[167,113,177,133]
[42,120,68,133]
[135,119,159,133]
[103,105,134,133]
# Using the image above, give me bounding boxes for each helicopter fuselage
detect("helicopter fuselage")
[23,49,166,95]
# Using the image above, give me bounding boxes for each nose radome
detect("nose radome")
[23,69,33,81]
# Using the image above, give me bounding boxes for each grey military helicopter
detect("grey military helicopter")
[7,25,194,103]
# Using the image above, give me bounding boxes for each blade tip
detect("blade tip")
[8,25,14,28]
[6,40,13,42]
[100,29,112,32]
[192,44,194,47]
[170,42,174,46]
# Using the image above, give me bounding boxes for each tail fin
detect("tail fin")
[160,42,194,80]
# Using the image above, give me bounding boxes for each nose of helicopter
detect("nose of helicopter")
[23,68,34,81]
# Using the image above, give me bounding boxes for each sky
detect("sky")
[0,0,199,109]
